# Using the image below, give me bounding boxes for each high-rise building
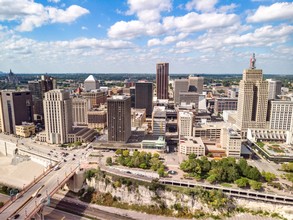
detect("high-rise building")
[107,95,131,142]
[130,87,135,108]
[72,97,90,127]
[84,75,100,91]
[28,75,56,122]
[236,53,268,138]
[188,75,204,94]
[156,63,169,99]
[43,90,73,144]
[0,90,33,134]
[135,82,153,117]
[269,100,293,130]
[266,79,282,100]
[174,79,189,105]
[178,111,193,137]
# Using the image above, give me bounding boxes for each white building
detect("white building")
[221,128,242,158]
[178,111,193,137]
[72,97,90,127]
[43,89,72,144]
[84,75,100,91]
[179,136,205,156]
[269,100,293,131]
[267,79,282,100]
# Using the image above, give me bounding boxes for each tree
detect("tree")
[262,171,276,183]
[85,169,96,179]
[235,178,249,188]
[249,180,262,190]
[207,174,217,184]
[115,149,122,155]
[246,167,261,181]
[188,153,197,160]
[153,153,160,158]
[281,162,293,172]
[122,149,130,157]
[106,157,112,166]
[158,167,166,177]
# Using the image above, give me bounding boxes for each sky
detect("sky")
[0,0,292,74]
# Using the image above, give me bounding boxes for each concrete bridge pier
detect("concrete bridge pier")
[66,170,85,193]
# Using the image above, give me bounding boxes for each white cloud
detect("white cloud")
[0,0,89,32]
[126,0,172,22]
[247,2,293,23]
[186,0,218,12]
[148,33,188,47]
[48,0,60,3]
[81,26,87,30]
[163,12,238,33]
[108,20,164,39]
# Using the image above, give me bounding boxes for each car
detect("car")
[47,153,50,156]
[36,193,42,198]
[126,171,131,174]
[64,159,67,162]
[14,214,20,219]
[73,154,76,157]
[72,158,75,160]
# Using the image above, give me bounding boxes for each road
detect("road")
[0,146,90,219]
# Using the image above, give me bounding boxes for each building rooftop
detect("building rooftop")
[84,75,98,82]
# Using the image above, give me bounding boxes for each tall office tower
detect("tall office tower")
[72,97,90,127]
[174,79,189,105]
[0,90,33,134]
[266,79,282,100]
[135,82,153,117]
[84,75,100,91]
[188,75,204,94]
[178,111,193,137]
[28,75,56,122]
[43,90,73,144]
[130,87,135,108]
[107,95,131,142]
[152,106,166,136]
[269,100,293,130]
[236,53,268,138]
[156,63,169,99]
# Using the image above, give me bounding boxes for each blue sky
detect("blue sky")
[0,0,292,74]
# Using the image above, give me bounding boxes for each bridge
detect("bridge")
[160,179,293,206]
[0,151,85,220]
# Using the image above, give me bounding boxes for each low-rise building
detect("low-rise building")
[193,122,224,141]
[87,110,107,129]
[214,98,238,115]
[15,123,35,138]
[131,109,146,128]
[179,136,205,156]
[152,106,166,136]
[141,136,166,151]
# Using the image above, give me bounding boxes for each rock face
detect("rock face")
[88,178,293,219]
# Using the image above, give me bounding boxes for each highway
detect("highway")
[0,149,85,220]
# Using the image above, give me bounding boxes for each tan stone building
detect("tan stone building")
[236,54,268,138]
[43,89,72,144]
[15,123,35,138]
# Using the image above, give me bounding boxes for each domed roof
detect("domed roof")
[84,75,98,82]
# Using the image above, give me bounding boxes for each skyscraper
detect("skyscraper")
[72,97,90,127]
[43,89,72,144]
[188,75,204,94]
[0,90,33,134]
[28,75,56,122]
[156,63,169,99]
[266,79,282,100]
[174,79,189,105]
[135,82,153,117]
[84,75,100,91]
[107,95,131,142]
[236,53,268,138]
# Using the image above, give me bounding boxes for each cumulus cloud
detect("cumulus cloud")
[108,20,164,39]
[148,33,188,47]
[163,12,239,33]
[126,0,172,22]
[48,0,60,3]
[0,0,89,32]
[185,0,218,12]
[247,2,293,23]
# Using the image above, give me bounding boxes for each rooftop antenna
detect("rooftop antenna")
[250,53,256,69]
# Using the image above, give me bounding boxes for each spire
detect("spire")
[250,53,256,69]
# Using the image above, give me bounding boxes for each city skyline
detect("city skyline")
[0,0,292,74]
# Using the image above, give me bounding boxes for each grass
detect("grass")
[221,183,232,187]
[256,142,265,148]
